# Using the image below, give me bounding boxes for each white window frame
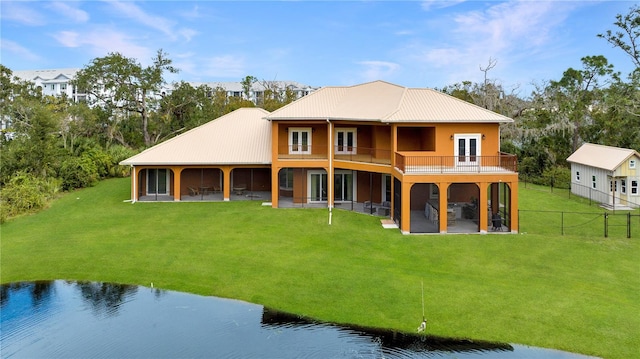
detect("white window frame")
[454,134,481,166]
[307,170,327,203]
[630,160,636,169]
[621,179,627,194]
[631,180,638,195]
[288,127,311,155]
[333,170,355,202]
[575,171,580,182]
[335,128,357,154]
[592,175,597,189]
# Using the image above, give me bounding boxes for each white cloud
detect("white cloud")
[0,39,41,62]
[421,0,466,12]
[107,1,176,40]
[357,61,400,82]
[0,2,46,26]
[48,2,90,23]
[201,55,247,78]
[177,28,199,42]
[52,28,152,62]
[402,1,579,86]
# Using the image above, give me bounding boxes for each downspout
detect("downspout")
[327,118,333,225]
[132,165,136,203]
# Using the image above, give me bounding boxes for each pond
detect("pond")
[0,281,598,358]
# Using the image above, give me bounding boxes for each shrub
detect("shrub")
[0,172,60,223]
[106,145,137,178]
[58,154,99,190]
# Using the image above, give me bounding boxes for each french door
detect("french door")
[454,134,481,166]
[335,128,356,154]
[308,170,354,202]
[309,171,327,202]
[147,169,169,195]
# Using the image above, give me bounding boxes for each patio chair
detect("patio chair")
[188,187,199,196]
[491,213,503,231]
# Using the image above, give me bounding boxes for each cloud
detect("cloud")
[52,28,152,62]
[0,2,46,26]
[402,1,579,86]
[48,2,90,23]
[0,39,41,62]
[357,61,400,82]
[201,55,247,78]
[421,0,466,12]
[107,1,176,39]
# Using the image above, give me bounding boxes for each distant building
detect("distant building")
[12,69,87,102]
[567,143,640,209]
[12,68,317,104]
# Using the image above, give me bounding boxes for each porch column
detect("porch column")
[439,182,449,233]
[132,166,141,202]
[510,181,519,232]
[222,166,232,201]
[478,181,489,233]
[271,166,280,208]
[172,167,183,201]
[400,181,412,233]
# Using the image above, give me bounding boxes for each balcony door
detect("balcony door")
[335,128,356,154]
[454,134,481,166]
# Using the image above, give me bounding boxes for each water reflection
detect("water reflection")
[1,281,598,359]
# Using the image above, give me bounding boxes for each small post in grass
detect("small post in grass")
[417,280,427,333]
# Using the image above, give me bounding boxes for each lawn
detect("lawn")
[1,178,638,359]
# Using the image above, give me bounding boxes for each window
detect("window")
[335,128,356,154]
[575,171,580,182]
[621,179,627,194]
[289,128,311,154]
[50,84,55,90]
[630,160,637,169]
[632,180,638,195]
[61,83,67,91]
[592,175,597,189]
[279,168,294,189]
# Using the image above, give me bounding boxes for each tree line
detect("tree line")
[1,5,638,222]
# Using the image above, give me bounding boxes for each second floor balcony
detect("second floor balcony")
[277,145,517,174]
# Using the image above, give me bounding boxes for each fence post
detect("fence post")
[604,212,608,238]
[628,212,631,239]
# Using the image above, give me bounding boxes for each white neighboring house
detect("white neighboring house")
[12,69,87,102]
[187,80,318,103]
[567,143,640,209]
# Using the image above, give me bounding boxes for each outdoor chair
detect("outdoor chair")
[491,213,503,231]
[188,187,199,196]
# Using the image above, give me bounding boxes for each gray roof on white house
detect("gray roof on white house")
[567,143,640,171]
[120,107,271,166]
[13,68,79,82]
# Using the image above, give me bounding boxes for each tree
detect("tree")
[598,4,640,69]
[71,49,178,147]
[546,55,616,152]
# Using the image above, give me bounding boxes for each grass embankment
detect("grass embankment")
[1,178,638,359]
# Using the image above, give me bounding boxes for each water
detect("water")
[0,281,598,358]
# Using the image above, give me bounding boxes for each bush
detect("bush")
[106,145,137,178]
[58,154,99,190]
[541,166,571,189]
[0,172,60,223]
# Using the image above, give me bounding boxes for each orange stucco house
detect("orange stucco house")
[121,81,518,234]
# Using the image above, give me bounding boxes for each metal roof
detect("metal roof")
[120,108,271,166]
[13,69,79,82]
[566,143,640,171]
[265,80,513,123]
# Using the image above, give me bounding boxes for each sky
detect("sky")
[1,1,637,96]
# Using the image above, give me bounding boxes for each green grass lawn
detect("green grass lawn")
[2,178,639,359]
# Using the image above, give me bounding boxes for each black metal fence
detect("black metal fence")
[519,210,640,238]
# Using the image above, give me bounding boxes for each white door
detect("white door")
[308,171,327,202]
[610,179,620,205]
[454,134,481,166]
